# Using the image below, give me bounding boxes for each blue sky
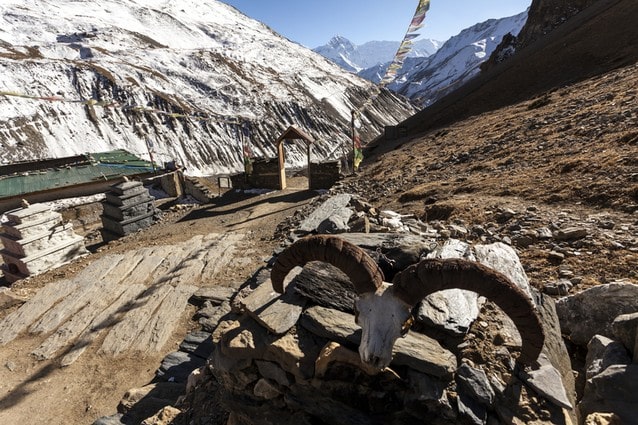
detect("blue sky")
[219,0,532,47]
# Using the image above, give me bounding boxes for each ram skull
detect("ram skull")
[271,235,545,370]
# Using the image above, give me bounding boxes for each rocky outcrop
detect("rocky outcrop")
[557,287,638,424]
[516,0,600,49]
[191,197,575,425]
[202,234,573,425]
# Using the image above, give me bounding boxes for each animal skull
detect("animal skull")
[354,288,412,369]
[270,235,545,370]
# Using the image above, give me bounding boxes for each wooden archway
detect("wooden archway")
[274,125,315,190]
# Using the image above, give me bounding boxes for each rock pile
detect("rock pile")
[557,283,638,423]
[100,180,158,242]
[198,229,576,425]
[0,202,87,282]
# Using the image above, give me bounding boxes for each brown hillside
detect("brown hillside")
[367,0,637,156]
[347,0,638,290]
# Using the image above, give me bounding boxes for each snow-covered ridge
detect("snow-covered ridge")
[0,0,416,175]
[313,12,528,108]
[391,11,529,106]
[314,36,441,73]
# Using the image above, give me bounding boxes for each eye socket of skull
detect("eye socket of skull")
[400,315,414,337]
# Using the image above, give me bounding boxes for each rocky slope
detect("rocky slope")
[383,0,637,140]
[1,1,636,424]
[0,0,416,176]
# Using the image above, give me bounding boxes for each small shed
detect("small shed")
[274,125,315,190]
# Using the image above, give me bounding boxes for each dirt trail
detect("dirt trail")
[0,183,317,425]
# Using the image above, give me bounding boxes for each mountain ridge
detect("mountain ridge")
[0,0,416,176]
[313,35,441,73]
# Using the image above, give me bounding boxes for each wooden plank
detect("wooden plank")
[124,252,167,284]
[75,253,126,282]
[108,253,146,284]
[60,283,147,366]
[0,279,77,344]
[165,257,206,286]
[130,284,198,353]
[27,253,140,335]
[148,247,191,284]
[99,284,173,356]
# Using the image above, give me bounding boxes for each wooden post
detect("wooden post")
[278,139,287,190]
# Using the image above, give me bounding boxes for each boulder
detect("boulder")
[297,194,352,233]
[585,335,631,380]
[556,282,638,346]
[579,364,638,425]
[611,312,638,359]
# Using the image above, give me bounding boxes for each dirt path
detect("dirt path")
[0,185,317,425]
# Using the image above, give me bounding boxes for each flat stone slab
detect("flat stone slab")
[556,282,638,345]
[109,180,143,195]
[241,268,306,335]
[298,194,352,233]
[1,211,62,239]
[102,198,155,221]
[4,203,53,224]
[0,223,76,257]
[0,232,250,368]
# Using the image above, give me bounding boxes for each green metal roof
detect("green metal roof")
[0,150,157,198]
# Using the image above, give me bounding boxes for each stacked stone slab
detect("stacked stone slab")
[100,180,157,242]
[0,203,88,283]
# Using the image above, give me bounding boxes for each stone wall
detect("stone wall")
[247,158,280,190]
[207,234,575,425]
[309,161,341,190]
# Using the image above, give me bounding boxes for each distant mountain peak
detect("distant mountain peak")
[314,35,441,74]
[327,35,355,49]
[316,11,528,109]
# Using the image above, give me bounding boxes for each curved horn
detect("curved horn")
[391,258,545,365]
[271,235,384,295]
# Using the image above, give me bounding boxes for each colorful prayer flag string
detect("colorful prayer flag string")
[380,0,431,87]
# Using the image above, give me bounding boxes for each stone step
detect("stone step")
[0,223,76,257]
[102,198,155,221]
[4,203,53,224]
[2,211,63,239]
[1,235,87,279]
[105,189,152,207]
[108,180,143,196]
[101,210,155,236]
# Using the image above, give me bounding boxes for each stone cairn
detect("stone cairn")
[100,180,158,242]
[0,202,87,283]
[150,194,574,425]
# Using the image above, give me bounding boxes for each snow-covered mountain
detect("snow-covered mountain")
[0,0,416,176]
[314,12,527,108]
[314,36,441,73]
[391,11,529,107]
